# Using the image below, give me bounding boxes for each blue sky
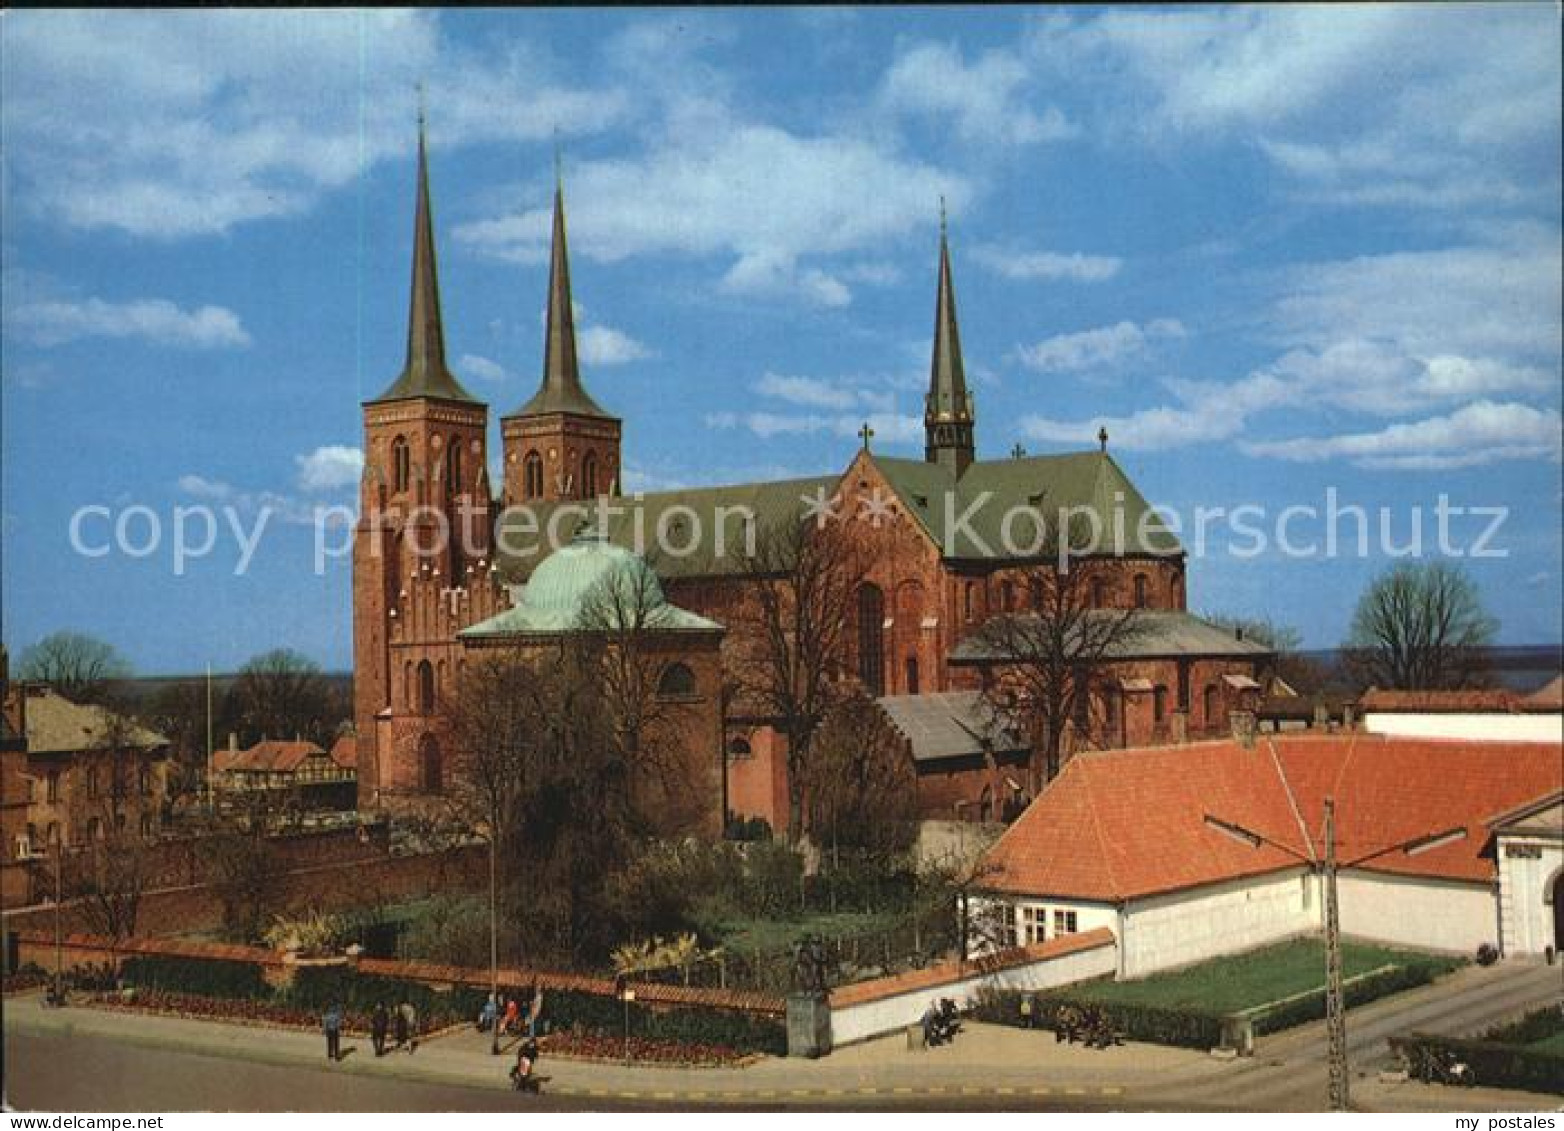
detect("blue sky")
[2,7,1560,675]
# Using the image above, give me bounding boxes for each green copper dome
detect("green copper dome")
[459,531,722,640]
[523,532,666,614]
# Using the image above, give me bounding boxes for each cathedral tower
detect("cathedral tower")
[353,114,492,806]
[924,206,975,478]
[501,176,622,504]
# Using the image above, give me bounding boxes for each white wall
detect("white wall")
[1497,835,1564,955]
[1336,870,1497,954]
[829,937,1118,1047]
[1120,869,1314,978]
[1362,712,1563,743]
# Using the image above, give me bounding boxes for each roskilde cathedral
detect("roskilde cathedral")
[352,125,1270,833]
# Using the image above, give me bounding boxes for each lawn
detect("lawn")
[710,910,901,954]
[1070,938,1462,1016]
[1529,1030,1564,1055]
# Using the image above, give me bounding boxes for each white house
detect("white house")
[974,733,1563,978]
[1359,683,1563,744]
[1492,792,1564,957]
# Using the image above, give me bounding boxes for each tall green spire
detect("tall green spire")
[512,174,612,419]
[370,108,477,405]
[924,199,975,476]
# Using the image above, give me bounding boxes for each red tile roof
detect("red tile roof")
[328,735,357,770]
[1358,688,1559,714]
[1526,676,1563,711]
[212,739,327,774]
[981,733,1564,902]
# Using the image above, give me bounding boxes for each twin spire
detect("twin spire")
[371,110,607,420]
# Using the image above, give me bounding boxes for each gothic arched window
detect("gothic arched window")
[1091,577,1109,608]
[1133,573,1149,609]
[582,452,598,498]
[657,662,696,698]
[445,438,462,494]
[523,451,544,499]
[418,733,442,793]
[857,583,885,695]
[392,435,410,494]
[416,660,436,715]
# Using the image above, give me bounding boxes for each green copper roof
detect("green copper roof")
[369,119,480,407]
[461,532,721,639]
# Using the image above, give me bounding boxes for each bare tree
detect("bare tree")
[205,792,284,943]
[731,512,868,844]
[229,649,329,745]
[971,519,1145,787]
[1344,561,1496,691]
[809,692,919,861]
[16,631,132,705]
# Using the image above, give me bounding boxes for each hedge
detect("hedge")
[973,988,1224,1050]
[1390,1033,1564,1096]
[120,955,268,1001]
[1249,960,1450,1036]
[1482,1007,1564,1047]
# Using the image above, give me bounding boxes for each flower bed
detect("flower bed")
[540,1028,757,1067]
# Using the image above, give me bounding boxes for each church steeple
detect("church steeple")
[501,166,621,505]
[370,110,477,405]
[924,201,975,477]
[511,175,612,419]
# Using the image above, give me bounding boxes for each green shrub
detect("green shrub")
[121,955,267,1000]
[1251,961,1445,1036]
[973,987,1223,1050]
[1483,1007,1564,1047]
[1391,1033,1564,1096]
[542,987,785,1056]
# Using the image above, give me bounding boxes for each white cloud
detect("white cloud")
[1241,402,1563,469]
[459,354,508,383]
[879,40,1077,147]
[971,244,1121,283]
[753,372,897,414]
[294,445,364,492]
[176,474,233,499]
[1015,319,1185,374]
[1022,406,1242,452]
[1026,7,1560,211]
[707,409,922,445]
[3,10,626,238]
[454,125,968,306]
[10,297,251,349]
[577,325,651,366]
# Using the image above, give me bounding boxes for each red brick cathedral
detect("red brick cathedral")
[352,128,1269,829]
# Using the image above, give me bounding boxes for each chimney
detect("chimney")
[1229,709,1257,749]
[229,732,239,752]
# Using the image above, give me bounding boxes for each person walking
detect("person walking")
[501,996,520,1037]
[323,1004,343,1062]
[370,1002,389,1057]
[399,999,419,1054]
[393,998,410,1050]
[479,993,498,1034]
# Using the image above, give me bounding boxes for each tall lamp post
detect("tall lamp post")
[1204,800,1466,1112]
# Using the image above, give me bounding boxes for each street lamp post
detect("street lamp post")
[622,986,635,1066]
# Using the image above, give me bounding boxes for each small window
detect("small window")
[140,813,155,839]
[445,438,462,493]
[392,435,411,494]
[139,763,151,796]
[582,452,598,497]
[1053,909,1078,936]
[523,451,544,499]
[1091,577,1108,608]
[1133,573,1149,609]
[905,656,920,695]
[726,737,753,761]
[964,581,977,622]
[657,662,697,698]
[1020,906,1047,946]
[1000,581,1014,611]
[86,766,99,800]
[47,770,60,804]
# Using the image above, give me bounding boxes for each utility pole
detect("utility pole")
[1323,797,1348,1111]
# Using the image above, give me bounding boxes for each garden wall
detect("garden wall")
[827,928,1117,1047]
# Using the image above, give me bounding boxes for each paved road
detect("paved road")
[2,1028,1167,1113]
[4,961,1558,1113]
